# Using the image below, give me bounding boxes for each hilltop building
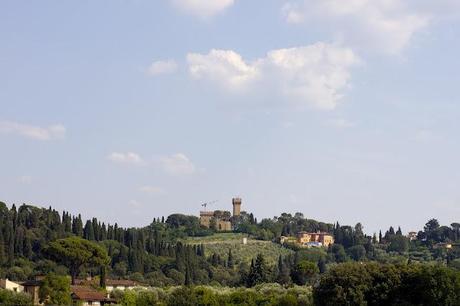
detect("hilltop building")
[297,231,334,247]
[200,198,242,231]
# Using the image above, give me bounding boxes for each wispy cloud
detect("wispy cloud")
[282,0,430,55]
[187,43,359,110]
[159,153,196,176]
[147,59,178,76]
[0,121,66,141]
[107,151,198,176]
[171,0,235,18]
[107,152,144,165]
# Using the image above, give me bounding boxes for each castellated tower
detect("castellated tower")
[232,197,242,217]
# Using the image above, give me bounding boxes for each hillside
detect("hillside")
[181,233,294,265]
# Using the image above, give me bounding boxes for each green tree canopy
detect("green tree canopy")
[38,273,71,306]
[44,237,109,284]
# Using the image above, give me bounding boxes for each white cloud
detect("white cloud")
[172,0,234,18]
[139,185,165,195]
[147,59,178,76]
[159,153,196,175]
[187,49,259,91]
[0,121,66,141]
[107,152,144,165]
[187,43,359,110]
[282,0,430,54]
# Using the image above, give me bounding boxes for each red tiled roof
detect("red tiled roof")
[71,286,107,302]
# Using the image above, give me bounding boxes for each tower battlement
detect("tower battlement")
[232,197,241,217]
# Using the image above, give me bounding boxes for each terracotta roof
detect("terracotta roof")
[71,286,108,302]
[297,231,332,235]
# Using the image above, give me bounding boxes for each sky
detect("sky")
[1,0,460,234]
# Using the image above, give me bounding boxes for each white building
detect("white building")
[105,279,146,293]
[0,279,24,293]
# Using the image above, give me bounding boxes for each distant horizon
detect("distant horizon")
[0,199,441,236]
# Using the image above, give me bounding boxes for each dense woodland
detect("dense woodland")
[1,201,460,305]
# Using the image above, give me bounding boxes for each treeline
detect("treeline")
[315,262,460,305]
[1,201,460,288]
[0,202,227,285]
[109,262,460,306]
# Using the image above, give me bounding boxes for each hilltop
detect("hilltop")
[181,233,294,265]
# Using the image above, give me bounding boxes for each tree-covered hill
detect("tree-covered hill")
[1,200,460,290]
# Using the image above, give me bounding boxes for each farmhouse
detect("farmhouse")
[297,231,334,247]
[71,286,115,305]
[105,279,146,293]
[21,279,43,305]
[0,278,24,293]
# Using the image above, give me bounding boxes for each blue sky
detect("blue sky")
[1,0,460,234]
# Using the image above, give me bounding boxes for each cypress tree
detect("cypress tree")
[83,220,95,240]
[100,266,106,288]
[0,228,5,265]
[228,249,234,268]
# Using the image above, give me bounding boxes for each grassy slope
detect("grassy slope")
[181,233,293,266]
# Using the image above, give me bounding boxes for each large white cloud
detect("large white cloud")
[0,121,66,141]
[187,49,259,91]
[282,0,430,55]
[172,0,234,18]
[187,43,359,110]
[160,153,196,175]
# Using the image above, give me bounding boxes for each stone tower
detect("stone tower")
[232,197,242,217]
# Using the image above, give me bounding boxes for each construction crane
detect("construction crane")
[201,200,218,211]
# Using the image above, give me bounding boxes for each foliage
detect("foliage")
[38,273,71,306]
[291,260,319,285]
[182,233,293,265]
[0,289,32,306]
[314,262,460,306]
[44,237,110,284]
[112,284,313,306]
